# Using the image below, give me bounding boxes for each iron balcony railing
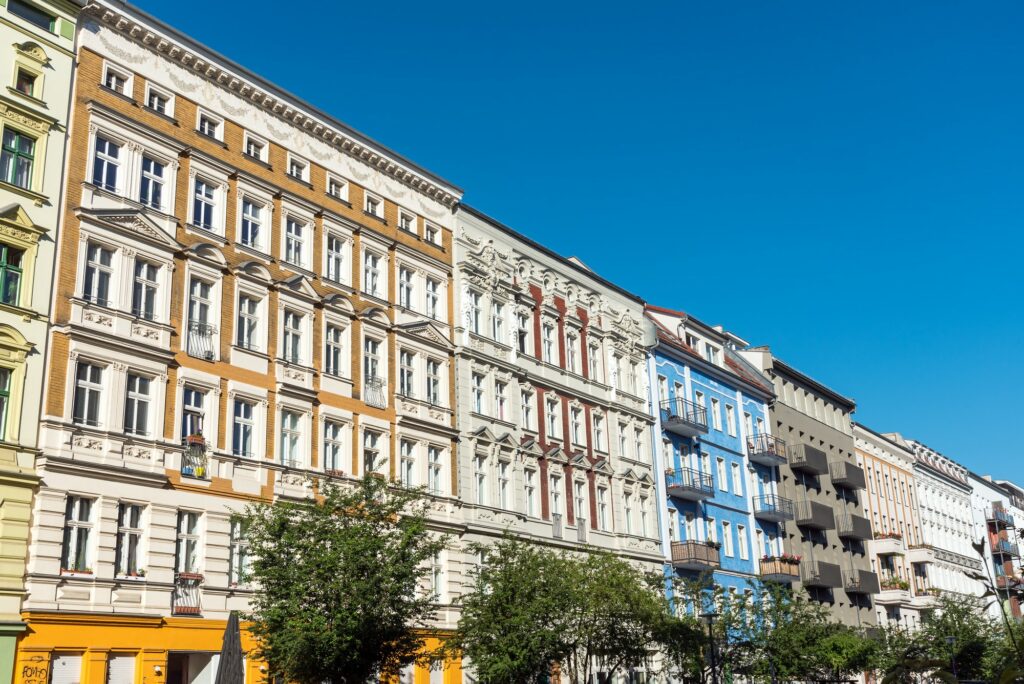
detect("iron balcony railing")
[665,467,715,500]
[187,320,218,361]
[363,377,387,409]
[552,513,563,540]
[180,436,210,480]
[172,572,203,615]
[994,539,1020,557]
[752,495,795,522]
[747,433,787,466]
[659,398,708,437]
[989,507,1016,528]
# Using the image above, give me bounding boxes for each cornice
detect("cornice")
[84,1,461,208]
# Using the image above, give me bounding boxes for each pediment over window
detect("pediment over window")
[470,425,498,443]
[570,452,590,470]
[186,242,227,267]
[76,207,180,251]
[0,325,31,361]
[323,292,355,315]
[0,203,42,245]
[592,458,613,475]
[545,445,567,464]
[14,42,49,65]
[358,306,391,327]
[394,320,453,350]
[519,437,543,458]
[233,260,273,284]
[276,273,318,299]
[620,467,653,485]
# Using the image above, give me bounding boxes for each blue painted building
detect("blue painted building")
[645,306,781,608]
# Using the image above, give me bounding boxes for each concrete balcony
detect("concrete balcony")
[747,434,787,467]
[907,544,934,565]
[836,512,872,540]
[873,534,905,556]
[877,577,912,604]
[665,467,715,501]
[801,560,842,588]
[752,495,795,523]
[760,557,801,583]
[844,568,880,595]
[788,443,829,475]
[671,540,720,571]
[829,460,866,490]
[660,398,708,437]
[794,499,835,530]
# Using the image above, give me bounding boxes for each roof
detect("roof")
[770,355,856,411]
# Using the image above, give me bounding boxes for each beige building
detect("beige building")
[854,423,934,629]
[0,0,80,678]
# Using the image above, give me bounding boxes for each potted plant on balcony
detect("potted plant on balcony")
[185,432,205,446]
[706,541,722,550]
[176,571,205,582]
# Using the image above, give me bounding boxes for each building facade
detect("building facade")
[16,1,466,681]
[0,0,80,678]
[967,471,1023,620]
[645,308,783,602]
[854,424,934,629]
[739,349,877,627]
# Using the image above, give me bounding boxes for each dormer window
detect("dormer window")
[15,69,35,97]
[704,345,720,365]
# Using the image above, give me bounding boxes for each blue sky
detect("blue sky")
[133,1,1024,480]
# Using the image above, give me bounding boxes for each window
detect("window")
[597,486,608,530]
[550,474,563,517]
[92,135,119,192]
[694,391,706,414]
[471,373,484,414]
[115,503,143,576]
[229,520,250,586]
[284,217,305,267]
[137,156,165,209]
[175,511,200,574]
[288,157,307,181]
[363,430,381,473]
[0,368,9,436]
[323,421,345,472]
[628,361,639,394]
[474,454,487,505]
[83,243,113,305]
[8,0,55,31]
[623,491,633,534]
[566,334,578,373]
[232,399,254,457]
[498,461,511,509]
[731,463,742,495]
[542,322,555,363]
[520,390,533,430]
[398,267,413,309]
[400,440,416,487]
[618,423,628,457]
[72,362,103,426]
[738,524,749,560]
[15,69,35,96]
[574,480,587,526]
[491,301,504,342]
[546,397,559,438]
[236,295,259,350]
[593,414,605,451]
[418,358,439,406]
[243,135,264,161]
[640,495,650,537]
[425,278,440,320]
[146,87,169,114]
[103,66,128,95]
[525,468,538,516]
[123,374,151,436]
[744,411,754,437]
[722,521,733,557]
[705,345,720,364]
[1,127,35,189]
[725,404,736,436]
[239,198,262,249]
[283,310,303,364]
[707,517,717,543]
[181,387,205,438]
[326,234,346,283]
[192,178,216,230]
[188,277,211,325]
[0,244,23,305]
[428,446,443,495]
[399,211,415,233]
[363,337,380,382]
[399,350,415,398]
[588,343,601,380]
[716,457,727,491]
[280,409,302,467]
[468,290,482,334]
[131,260,158,320]
[363,251,382,297]
[325,325,345,377]
[365,193,382,217]
[570,407,583,444]
[61,496,93,572]
[711,398,722,431]
[327,175,347,200]
[197,112,220,139]
[517,312,530,354]
[424,222,440,244]
[634,428,646,462]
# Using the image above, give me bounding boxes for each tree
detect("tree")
[239,474,447,684]
[454,538,670,683]
[918,592,1001,681]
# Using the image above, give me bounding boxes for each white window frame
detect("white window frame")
[242,131,267,162]
[62,495,94,573]
[144,82,174,117]
[196,109,223,141]
[326,173,349,202]
[279,408,304,468]
[102,60,132,96]
[286,153,309,183]
[364,192,383,218]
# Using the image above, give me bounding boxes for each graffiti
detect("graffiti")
[21,660,48,684]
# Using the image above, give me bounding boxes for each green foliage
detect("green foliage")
[238,475,447,684]
[453,537,670,683]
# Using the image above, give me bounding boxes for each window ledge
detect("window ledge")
[325,194,352,208]
[0,300,43,320]
[286,175,314,190]
[6,87,48,109]
[278,261,316,281]
[363,211,387,225]
[99,84,136,106]
[241,152,272,171]
[194,129,228,148]
[142,105,178,126]
[184,223,228,243]
[233,241,271,263]
[0,179,47,206]
[231,344,269,360]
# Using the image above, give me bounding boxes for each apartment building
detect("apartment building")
[452,205,663,568]
[645,308,783,602]
[16,1,465,681]
[854,424,933,629]
[967,471,1023,620]
[739,349,876,627]
[0,0,80,678]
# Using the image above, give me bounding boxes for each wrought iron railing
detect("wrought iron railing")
[364,377,387,409]
[187,321,218,361]
[665,467,714,497]
[659,397,708,429]
[172,572,203,615]
[181,436,210,480]
[746,433,787,464]
[753,495,795,519]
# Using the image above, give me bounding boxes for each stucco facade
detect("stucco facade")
[0,0,80,678]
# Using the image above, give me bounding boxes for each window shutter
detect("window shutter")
[106,655,136,684]
[49,654,83,684]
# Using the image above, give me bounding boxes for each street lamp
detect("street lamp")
[945,635,958,680]
[700,611,720,684]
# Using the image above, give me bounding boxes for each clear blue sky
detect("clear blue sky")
[132,1,1024,480]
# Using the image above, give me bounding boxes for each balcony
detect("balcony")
[180,436,210,480]
[996,574,1021,591]
[877,576,912,604]
[845,568,880,595]
[788,443,829,475]
[907,544,934,565]
[660,398,708,437]
[172,572,203,615]
[747,434,787,467]
[760,557,801,583]
[873,533,905,556]
[989,507,1016,528]
[794,499,835,530]
[665,467,715,501]
[836,512,872,540]
[363,377,387,409]
[829,460,866,490]
[186,320,218,362]
[993,539,1020,557]
[752,495,795,523]
[671,540,720,571]
[801,560,842,588]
